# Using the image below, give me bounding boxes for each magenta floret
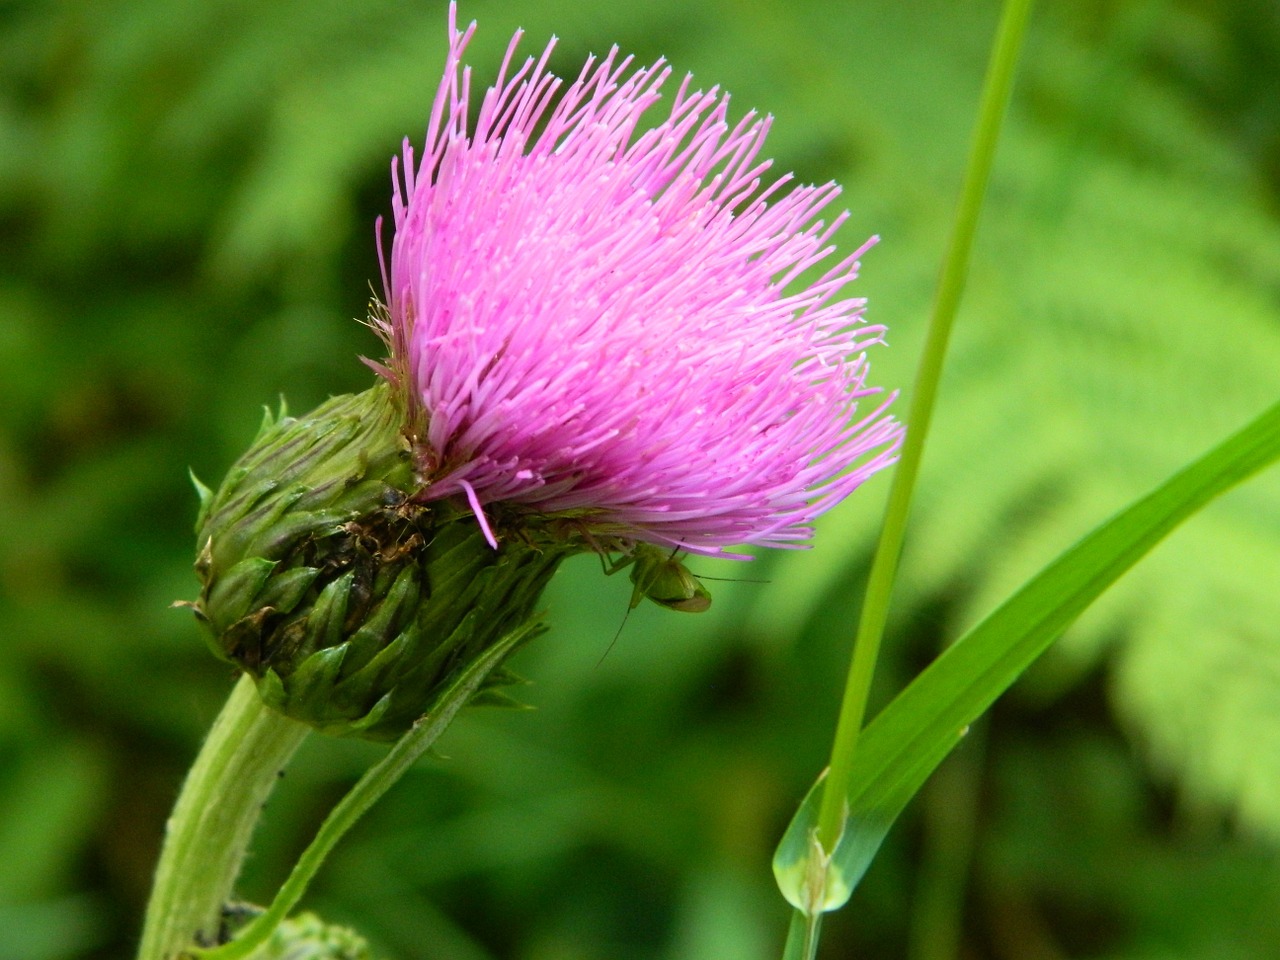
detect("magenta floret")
[374,4,903,556]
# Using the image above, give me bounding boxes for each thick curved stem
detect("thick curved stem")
[137,675,310,960]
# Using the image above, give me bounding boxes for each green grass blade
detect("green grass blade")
[775,396,1280,914]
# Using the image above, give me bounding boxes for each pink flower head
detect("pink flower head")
[373,4,903,557]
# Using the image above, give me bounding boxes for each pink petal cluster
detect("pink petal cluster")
[375,5,903,556]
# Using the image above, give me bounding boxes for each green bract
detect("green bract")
[189,384,578,741]
[254,911,372,960]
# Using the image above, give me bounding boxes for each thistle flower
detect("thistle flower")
[372,4,903,557]
[191,6,901,741]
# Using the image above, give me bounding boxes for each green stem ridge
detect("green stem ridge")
[137,675,310,960]
[814,0,1036,853]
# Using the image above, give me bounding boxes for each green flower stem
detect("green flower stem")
[780,911,822,960]
[814,0,1035,853]
[192,623,538,960]
[137,674,311,960]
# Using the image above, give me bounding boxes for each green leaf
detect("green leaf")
[775,397,1280,914]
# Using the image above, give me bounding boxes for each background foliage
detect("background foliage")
[2,0,1279,957]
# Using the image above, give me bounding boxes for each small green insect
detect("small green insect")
[597,544,711,663]
[627,543,712,613]
[606,543,712,613]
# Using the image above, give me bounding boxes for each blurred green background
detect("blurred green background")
[3,0,1280,957]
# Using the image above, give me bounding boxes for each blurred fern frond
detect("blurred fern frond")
[744,0,1280,839]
